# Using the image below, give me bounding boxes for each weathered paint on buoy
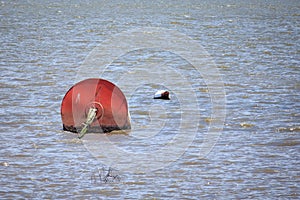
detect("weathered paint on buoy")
[154,90,170,100]
[61,78,131,134]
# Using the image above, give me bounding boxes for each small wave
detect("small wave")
[277,126,300,132]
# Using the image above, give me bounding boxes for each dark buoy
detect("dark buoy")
[154,90,170,100]
[61,78,131,138]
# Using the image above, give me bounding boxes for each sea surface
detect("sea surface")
[0,0,299,199]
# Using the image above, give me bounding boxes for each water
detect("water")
[1,0,299,199]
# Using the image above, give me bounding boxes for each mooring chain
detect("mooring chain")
[78,107,98,139]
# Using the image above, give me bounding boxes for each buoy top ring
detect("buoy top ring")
[85,102,104,120]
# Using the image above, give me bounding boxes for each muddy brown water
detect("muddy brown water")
[0,1,299,199]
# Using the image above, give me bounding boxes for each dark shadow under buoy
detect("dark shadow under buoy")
[61,78,131,138]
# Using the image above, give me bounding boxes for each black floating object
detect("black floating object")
[154,90,170,100]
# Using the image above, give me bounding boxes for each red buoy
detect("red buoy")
[61,78,131,136]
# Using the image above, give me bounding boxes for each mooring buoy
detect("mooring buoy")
[61,78,131,138]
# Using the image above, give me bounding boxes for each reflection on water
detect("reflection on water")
[0,0,299,199]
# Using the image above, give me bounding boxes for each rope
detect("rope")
[78,107,97,139]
